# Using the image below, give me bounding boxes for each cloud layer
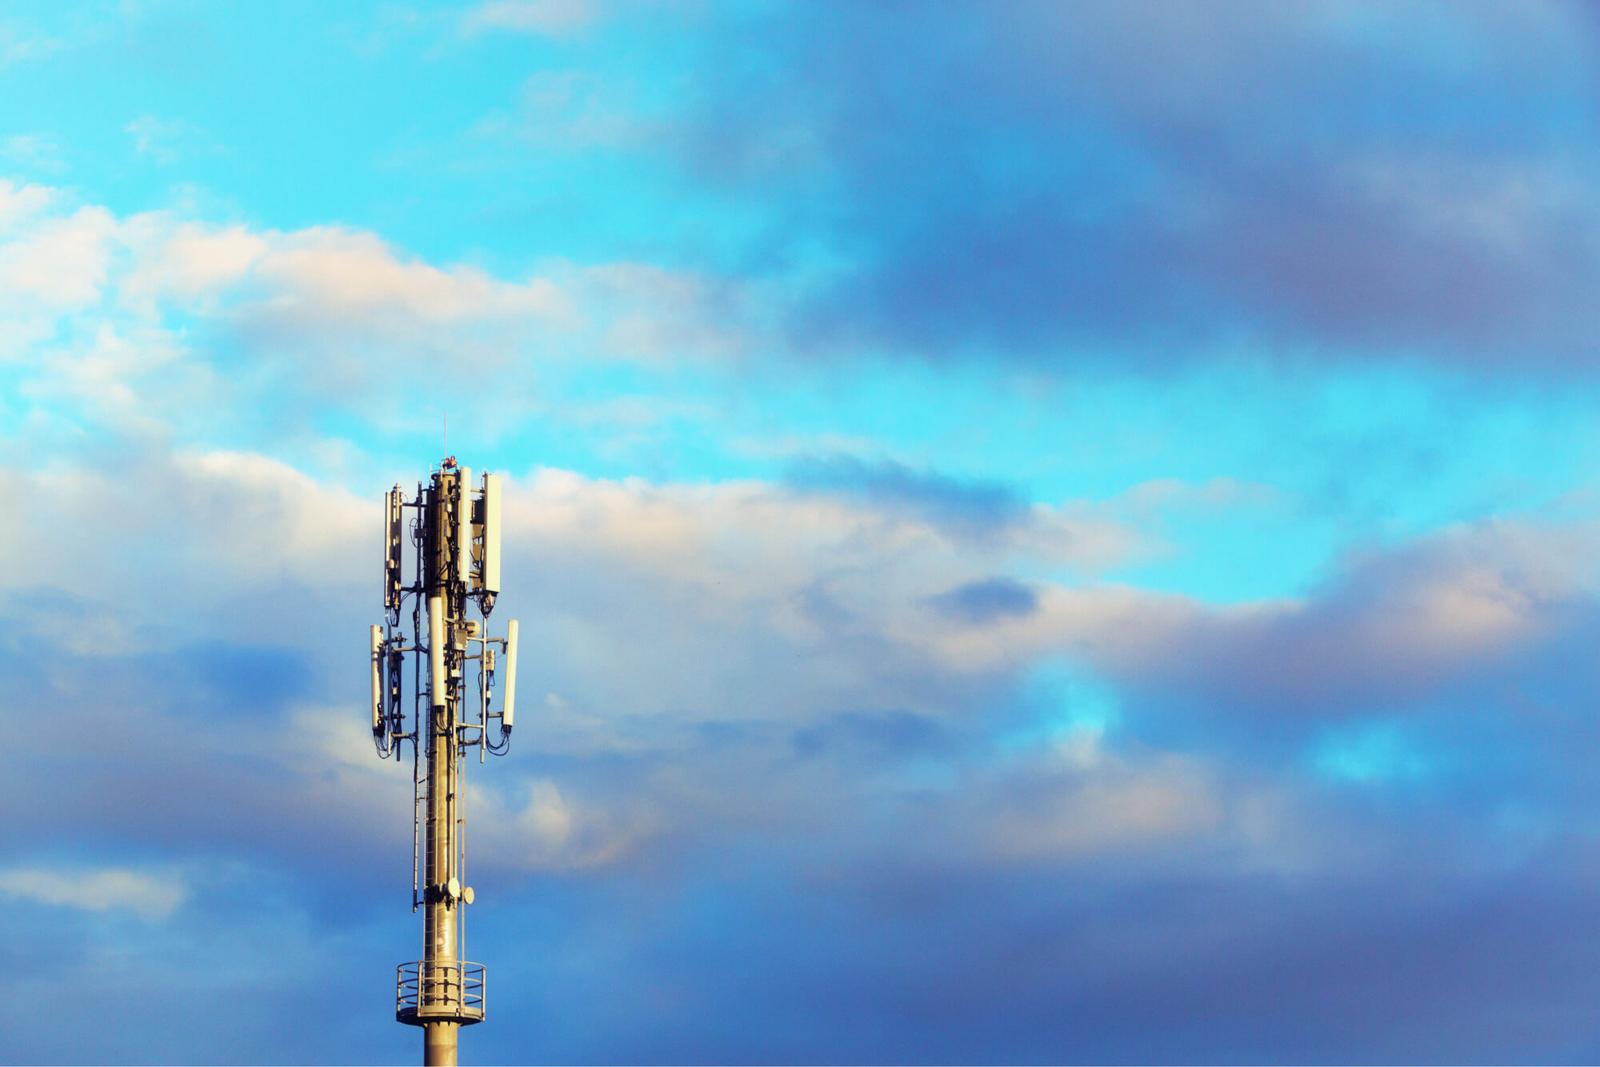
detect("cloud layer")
[674,2,1600,371]
[7,4,1600,1062]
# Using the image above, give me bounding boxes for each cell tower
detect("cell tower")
[370,457,518,1066]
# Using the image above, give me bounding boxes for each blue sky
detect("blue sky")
[5,1,1600,1062]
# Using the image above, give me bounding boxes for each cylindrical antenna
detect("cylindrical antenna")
[502,619,519,731]
[370,624,385,734]
[428,596,446,709]
[481,473,501,603]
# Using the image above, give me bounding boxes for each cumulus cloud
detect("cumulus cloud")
[461,0,596,37]
[0,177,53,229]
[0,202,116,327]
[675,1,1600,371]
[6,429,1600,1062]
[572,261,754,362]
[242,227,569,333]
[0,184,768,439]
[122,220,265,305]
[1104,520,1600,719]
[964,729,1225,862]
[0,445,370,628]
[0,18,60,67]
[0,866,186,919]
[0,133,64,173]
[472,778,654,871]
[123,114,204,165]
[12,417,1592,770]
[907,515,1600,751]
[10,6,1600,1060]
[465,68,668,159]
[489,464,1152,725]
[0,433,1267,898]
[785,455,1030,537]
[929,576,1039,625]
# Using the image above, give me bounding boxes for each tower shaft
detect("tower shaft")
[421,468,466,1066]
[424,1022,461,1067]
[422,674,461,1064]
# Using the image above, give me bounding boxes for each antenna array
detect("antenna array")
[370,456,518,1067]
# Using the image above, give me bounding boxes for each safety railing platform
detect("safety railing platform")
[396,960,486,1025]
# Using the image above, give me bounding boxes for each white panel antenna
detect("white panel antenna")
[502,618,518,731]
[456,466,473,586]
[480,472,501,606]
[427,596,446,709]
[370,624,384,734]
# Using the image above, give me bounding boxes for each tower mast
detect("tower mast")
[372,457,517,1066]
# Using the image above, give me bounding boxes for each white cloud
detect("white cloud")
[0,200,120,354]
[1115,476,1283,515]
[1343,152,1589,261]
[0,178,54,231]
[0,133,66,173]
[489,466,1147,721]
[244,225,572,336]
[0,182,771,440]
[472,778,654,871]
[123,220,265,305]
[575,261,753,362]
[1,446,1587,896]
[123,114,215,166]
[974,733,1224,862]
[0,445,371,648]
[0,204,117,313]
[468,69,656,154]
[3,180,1594,899]
[12,433,1557,745]
[462,0,595,37]
[511,465,1136,588]
[0,19,61,67]
[6,378,1591,739]
[0,866,187,919]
